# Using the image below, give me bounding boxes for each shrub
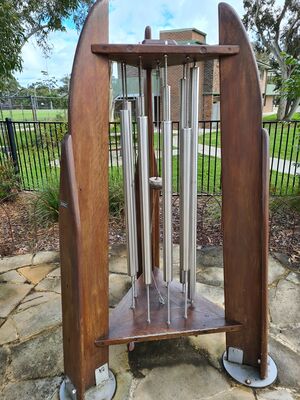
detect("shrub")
[33,178,60,226]
[32,172,125,226]
[109,172,124,218]
[0,161,19,201]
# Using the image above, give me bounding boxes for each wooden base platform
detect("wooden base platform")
[95,268,243,347]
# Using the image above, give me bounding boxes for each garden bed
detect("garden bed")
[0,192,299,270]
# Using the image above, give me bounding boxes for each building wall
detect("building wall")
[159,28,209,121]
[160,28,206,43]
[114,29,272,121]
[264,95,274,113]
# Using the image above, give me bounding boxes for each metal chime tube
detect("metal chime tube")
[188,66,199,303]
[179,65,187,289]
[162,55,173,325]
[181,127,192,318]
[138,115,152,322]
[179,61,194,318]
[120,108,138,308]
[136,59,152,322]
[136,58,145,117]
[120,63,138,309]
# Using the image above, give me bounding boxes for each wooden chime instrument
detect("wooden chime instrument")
[59,1,278,399]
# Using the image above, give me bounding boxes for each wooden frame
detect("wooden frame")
[59,1,270,397]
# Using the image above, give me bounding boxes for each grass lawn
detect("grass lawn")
[1,117,298,194]
[0,122,64,189]
[109,153,298,196]
[198,121,300,162]
[263,112,300,121]
[0,109,67,122]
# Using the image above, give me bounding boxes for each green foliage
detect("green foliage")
[0,2,23,83]
[38,124,68,152]
[270,195,300,213]
[243,0,300,57]
[0,161,19,201]
[109,172,124,218]
[280,53,300,100]
[32,172,125,226]
[0,1,95,81]
[0,76,21,94]
[243,0,300,119]
[33,178,60,226]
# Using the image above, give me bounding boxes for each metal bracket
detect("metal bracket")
[223,351,278,388]
[227,347,243,364]
[85,367,116,400]
[95,363,109,386]
[60,366,116,400]
[60,377,77,400]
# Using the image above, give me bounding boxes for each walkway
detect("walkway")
[0,245,299,399]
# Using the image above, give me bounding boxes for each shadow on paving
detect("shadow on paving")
[128,337,207,378]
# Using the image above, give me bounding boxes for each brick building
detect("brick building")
[113,28,274,120]
[159,28,219,121]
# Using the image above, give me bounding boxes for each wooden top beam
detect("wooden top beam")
[91,44,239,68]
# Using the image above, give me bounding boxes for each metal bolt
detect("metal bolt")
[258,359,261,364]
[245,378,251,385]
[72,389,77,395]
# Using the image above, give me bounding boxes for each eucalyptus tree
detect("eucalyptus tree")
[0,0,94,83]
[243,0,300,119]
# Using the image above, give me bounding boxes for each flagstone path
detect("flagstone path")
[0,246,299,400]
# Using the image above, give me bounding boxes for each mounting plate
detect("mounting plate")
[222,351,277,388]
[60,370,116,400]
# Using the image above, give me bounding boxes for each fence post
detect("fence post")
[5,118,19,174]
[30,95,38,121]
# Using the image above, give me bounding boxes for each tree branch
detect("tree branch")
[274,0,289,42]
[254,1,272,50]
[24,24,49,43]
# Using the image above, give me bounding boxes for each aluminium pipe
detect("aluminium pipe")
[163,119,173,326]
[125,100,137,277]
[136,96,145,117]
[136,58,145,117]
[181,128,192,271]
[162,55,173,325]
[120,108,138,307]
[162,120,173,284]
[179,74,187,286]
[179,127,192,317]
[137,116,152,286]
[162,85,171,121]
[188,66,200,303]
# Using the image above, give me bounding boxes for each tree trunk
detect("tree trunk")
[285,97,300,120]
[277,96,287,120]
[276,61,289,121]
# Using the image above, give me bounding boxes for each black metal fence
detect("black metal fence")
[0,118,299,195]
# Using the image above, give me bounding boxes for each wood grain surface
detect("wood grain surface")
[91,44,239,67]
[219,2,268,375]
[60,0,109,397]
[95,268,243,347]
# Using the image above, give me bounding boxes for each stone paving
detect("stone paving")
[0,245,299,400]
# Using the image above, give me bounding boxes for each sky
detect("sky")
[15,0,246,86]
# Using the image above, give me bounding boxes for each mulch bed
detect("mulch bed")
[1,193,299,270]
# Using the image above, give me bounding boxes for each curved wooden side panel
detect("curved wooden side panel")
[219,3,268,374]
[60,0,109,396]
[261,128,270,378]
[59,135,84,397]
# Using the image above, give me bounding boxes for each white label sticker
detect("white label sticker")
[95,363,109,386]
